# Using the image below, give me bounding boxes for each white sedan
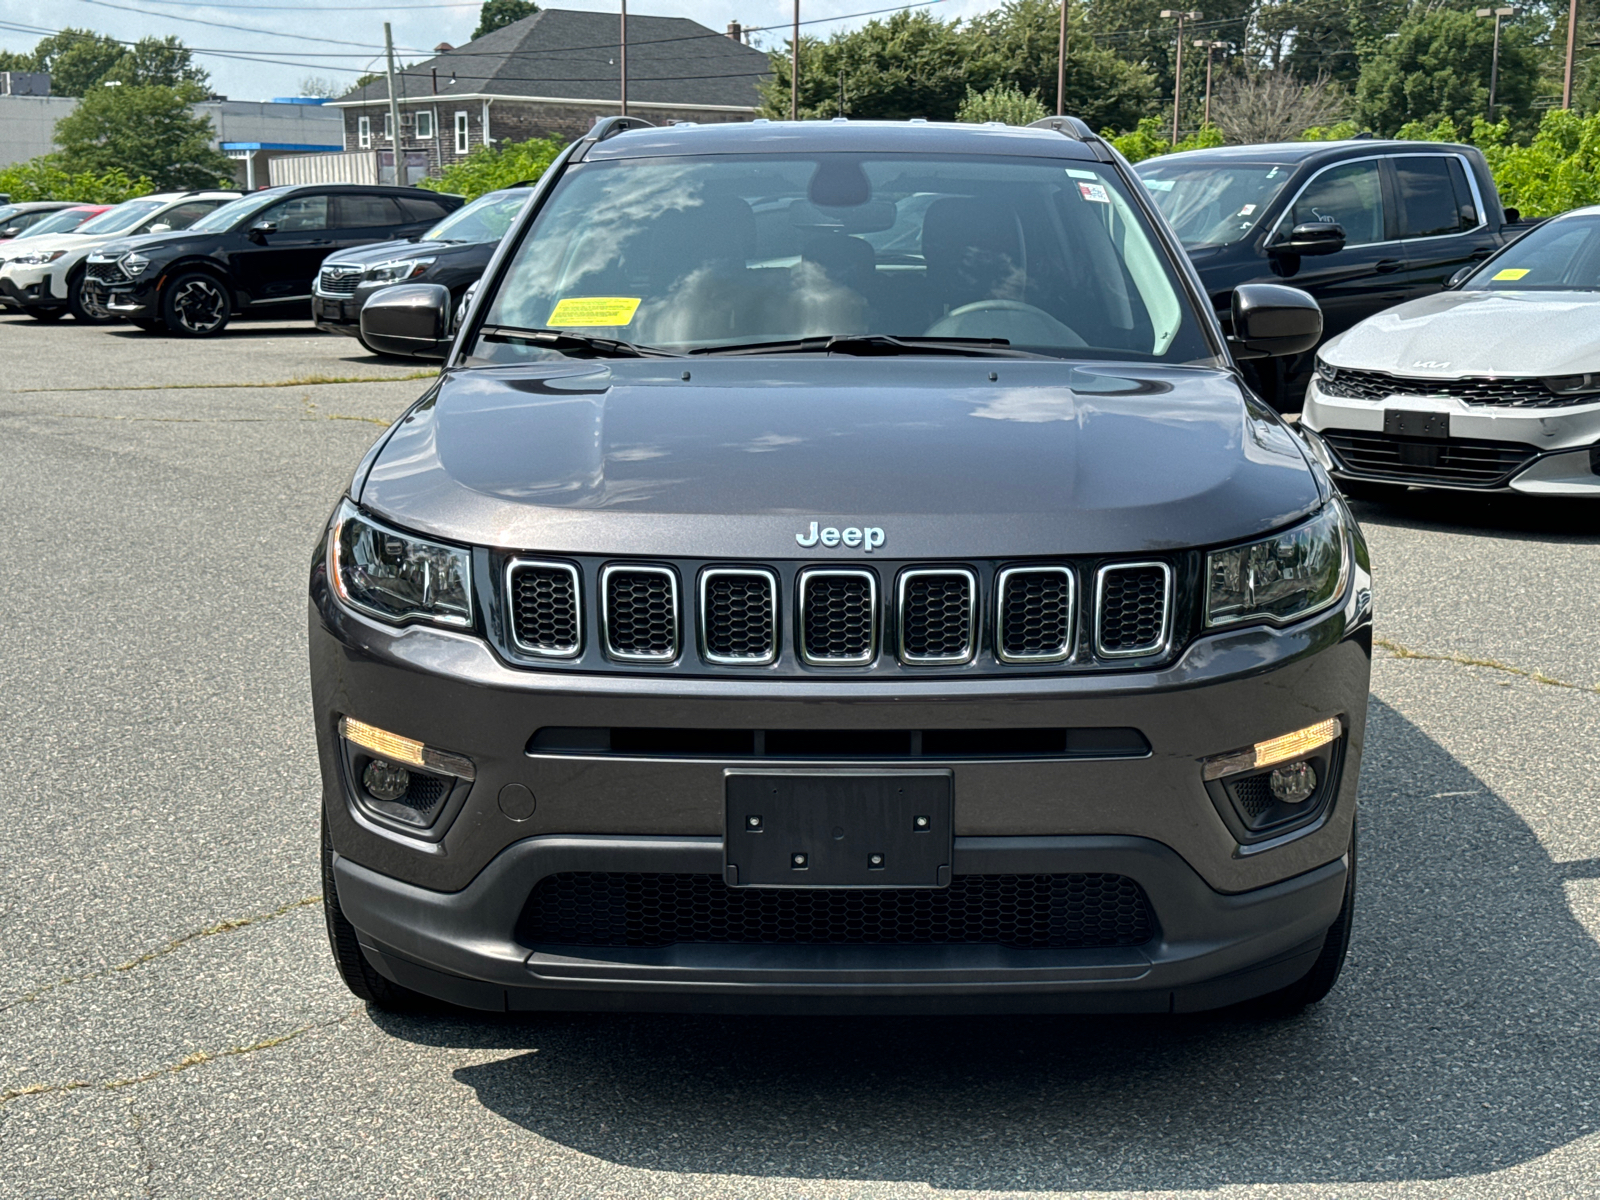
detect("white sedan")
[1301,205,1600,495]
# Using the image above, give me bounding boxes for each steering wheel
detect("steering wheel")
[925,299,1087,347]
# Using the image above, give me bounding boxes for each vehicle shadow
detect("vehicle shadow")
[370,697,1600,1189]
[1348,486,1600,544]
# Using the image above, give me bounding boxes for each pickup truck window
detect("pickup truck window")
[1286,161,1384,246]
[1395,156,1477,238]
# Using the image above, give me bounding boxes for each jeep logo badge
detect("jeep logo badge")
[796,521,885,552]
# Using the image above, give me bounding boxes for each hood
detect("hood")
[323,238,465,267]
[1322,290,1600,378]
[96,228,216,259]
[3,232,104,254]
[359,358,1321,559]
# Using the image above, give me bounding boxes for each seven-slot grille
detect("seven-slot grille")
[602,565,679,661]
[318,265,362,296]
[507,560,581,658]
[996,567,1074,663]
[798,569,877,665]
[1319,366,1585,409]
[500,560,1179,668]
[1095,563,1172,657]
[700,568,778,664]
[898,568,976,664]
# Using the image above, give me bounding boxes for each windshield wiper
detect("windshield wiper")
[477,325,680,358]
[688,334,1045,358]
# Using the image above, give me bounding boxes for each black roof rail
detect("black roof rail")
[1027,115,1094,140]
[586,115,656,143]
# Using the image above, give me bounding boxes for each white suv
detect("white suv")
[0,190,238,323]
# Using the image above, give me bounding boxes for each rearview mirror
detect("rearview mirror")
[360,282,452,359]
[1230,283,1322,360]
[1270,222,1346,257]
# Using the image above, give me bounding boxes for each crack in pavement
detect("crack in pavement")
[16,371,437,393]
[0,895,323,1013]
[127,1095,155,1199]
[0,1008,359,1109]
[1375,636,1600,693]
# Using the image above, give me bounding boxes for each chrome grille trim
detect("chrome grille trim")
[600,564,680,663]
[504,558,582,659]
[797,568,878,667]
[1093,561,1173,659]
[698,567,779,666]
[995,566,1075,663]
[316,264,363,297]
[896,567,977,665]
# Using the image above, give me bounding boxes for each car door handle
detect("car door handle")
[1376,259,1401,274]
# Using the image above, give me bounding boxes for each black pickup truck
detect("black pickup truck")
[1136,139,1531,410]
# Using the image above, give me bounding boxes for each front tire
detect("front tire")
[321,810,429,1011]
[68,272,116,324]
[161,271,232,337]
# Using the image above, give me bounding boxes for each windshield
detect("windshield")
[1465,214,1600,291]
[189,191,281,233]
[473,152,1210,362]
[424,188,530,243]
[76,199,168,236]
[1136,160,1294,248]
[17,207,100,239]
[0,205,19,225]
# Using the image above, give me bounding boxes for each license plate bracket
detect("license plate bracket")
[725,771,952,888]
[1383,408,1449,438]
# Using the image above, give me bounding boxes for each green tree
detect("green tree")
[473,0,539,40]
[25,28,125,96]
[1356,8,1539,137]
[419,133,564,200]
[0,49,32,73]
[105,36,210,90]
[957,82,1050,125]
[1106,114,1223,163]
[759,11,972,121]
[0,158,153,203]
[54,83,233,191]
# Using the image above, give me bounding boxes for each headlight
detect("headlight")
[121,252,151,276]
[1205,504,1348,628]
[330,501,472,628]
[1544,373,1600,396]
[366,257,435,284]
[10,249,66,266]
[1313,356,1338,384]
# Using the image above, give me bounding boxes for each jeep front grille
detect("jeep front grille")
[996,566,1074,663]
[506,560,581,658]
[602,565,679,662]
[897,568,976,664]
[1095,563,1171,658]
[700,568,777,665]
[798,569,877,665]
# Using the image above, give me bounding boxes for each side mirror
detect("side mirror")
[1270,222,1346,257]
[1447,264,1475,289]
[149,222,172,234]
[360,282,452,358]
[246,221,277,243]
[1504,207,1522,224]
[1230,283,1323,360]
[0,226,18,238]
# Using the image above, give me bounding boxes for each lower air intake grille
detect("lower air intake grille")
[701,569,776,664]
[899,570,974,663]
[522,872,1155,949]
[997,567,1073,662]
[1096,564,1170,657]
[800,570,876,665]
[84,261,125,283]
[603,566,678,661]
[1320,430,1538,487]
[508,561,580,657]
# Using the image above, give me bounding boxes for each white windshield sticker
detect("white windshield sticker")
[1078,182,1111,204]
[1065,169,1098,179]
[1240,203,1257,215]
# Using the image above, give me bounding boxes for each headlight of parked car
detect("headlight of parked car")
[366,257,435,285]
[330,500,472,628]
[1205,504,1348,628]
[10,249,66,266]
[120,251,151,276]
[1544,373,1600,396]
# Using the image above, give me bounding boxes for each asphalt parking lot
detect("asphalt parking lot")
[4,313,1600,1199]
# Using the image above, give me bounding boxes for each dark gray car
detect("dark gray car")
[310,117,1371,1016]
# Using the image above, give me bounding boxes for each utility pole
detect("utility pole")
[1160,11,1202,144]
[1564,0,1580,108]
[791,0,800,120]
[1056,0,1069,115]
[383,22,403,182]
[1193,39,1226,127]
[1477,7,1516,121]
[619,0,628,116]
[839,68,846,117]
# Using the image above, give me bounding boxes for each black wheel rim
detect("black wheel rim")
[171,278,226,332]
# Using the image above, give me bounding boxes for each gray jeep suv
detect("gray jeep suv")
[309,116,1372,1016]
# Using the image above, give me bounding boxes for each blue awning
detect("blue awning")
[220,142,343,152]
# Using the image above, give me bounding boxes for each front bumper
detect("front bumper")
[311,533,1371,1013]
[313,290,373,337]
[1303,379,1600,494]
[102,279,157,318]
[0,269,63,311]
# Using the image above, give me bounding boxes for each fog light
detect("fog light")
[363,758,411,802]
[338,716,476,780]
[1203,717,1342,780]
[1269,760,1317,804]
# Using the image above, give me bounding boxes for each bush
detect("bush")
[1105,115,1223,164]
[957,83,1049,125]
[0,158,153,203]
[419,134,565,200]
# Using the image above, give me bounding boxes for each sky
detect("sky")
[0,0,996,101]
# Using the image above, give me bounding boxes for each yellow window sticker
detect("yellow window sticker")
[547,296,642,326]
[1492,268,1530,281]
